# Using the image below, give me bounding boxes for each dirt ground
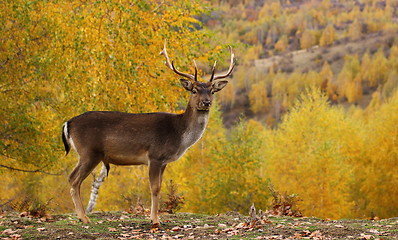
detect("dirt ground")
[1,211,398,239]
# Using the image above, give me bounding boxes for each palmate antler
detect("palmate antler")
[160,41,235,82]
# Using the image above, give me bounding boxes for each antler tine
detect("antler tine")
[159,40,173,70]
[209,61,217,82]
[193,60,198,82]
[212,46,235,81]
[160,40,196,81]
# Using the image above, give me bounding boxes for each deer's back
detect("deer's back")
[66,111,184,164]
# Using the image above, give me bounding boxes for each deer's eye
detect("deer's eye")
[192,89,197,94]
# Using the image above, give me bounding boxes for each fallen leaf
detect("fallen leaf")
[150,227,159,233]
[171,226,180,232]
[360,234,374,240]
[275,224,284,229]
[120,233,132,237]
[236,222,248,229]
[292,233,302,238]
[10,234,22,239]
[310,230,323,237]
[2,228,18,235]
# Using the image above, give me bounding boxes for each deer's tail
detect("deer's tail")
[62,122,71,156]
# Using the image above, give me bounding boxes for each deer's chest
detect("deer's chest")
[164,114,208,163]
[181,115,208,149]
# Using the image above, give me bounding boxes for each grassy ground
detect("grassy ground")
[1,211,398,239]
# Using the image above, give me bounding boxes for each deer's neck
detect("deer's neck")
[180,104,209,148]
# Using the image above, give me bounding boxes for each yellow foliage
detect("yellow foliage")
[319,24,336,47]
[249,80,269,114]
[360,90,398,218]
[264,89,360,218]
[0,0,210,213]
[320,61,335,98]
[348,20,362,40]
[2,0,398,221]
[219,81,236,106]
[300,30,316,49]
[274,35,288,52]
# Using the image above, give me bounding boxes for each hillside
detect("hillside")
[221,30,397,126]
[203,0,398,127]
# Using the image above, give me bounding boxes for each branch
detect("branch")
[0,57,9,68]
[152,0,164,13]
[0,164,61,175]
[0,198,15,208]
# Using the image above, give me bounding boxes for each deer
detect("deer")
[62,42,235,227]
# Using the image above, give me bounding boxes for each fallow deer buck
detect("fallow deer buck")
[62,42,235,227]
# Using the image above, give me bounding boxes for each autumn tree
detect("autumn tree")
[319,24,336,47]
[264,89,361,218]
[360,52,371,88]
[337,55,362,103]
[320,61,336,99]
[382,70,398,99]
[219,81,236,107]
[274,35,288,52]
[194,119,269,213]
[300,30,316,49]
[249,80,270,114]
[168,103,226,213]
[360,90,398,218]
[368,49,388,87]
[348,19,362,40]
[0,0,210,212]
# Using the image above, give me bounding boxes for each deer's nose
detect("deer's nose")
[202,100,211,107]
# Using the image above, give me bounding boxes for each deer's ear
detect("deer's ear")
[212,80,228,93]
[180,79,193,91]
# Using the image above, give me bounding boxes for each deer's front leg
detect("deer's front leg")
[149,162,167,227]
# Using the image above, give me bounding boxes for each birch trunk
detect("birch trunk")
[86,163,107,213]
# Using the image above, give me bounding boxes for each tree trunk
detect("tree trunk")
[86,163,107,213]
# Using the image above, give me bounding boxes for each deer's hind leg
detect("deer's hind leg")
[149,162,167,227]
[69,152,101,223]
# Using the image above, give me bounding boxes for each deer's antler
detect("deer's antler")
[160,41,197,81]
[209,46,235,82]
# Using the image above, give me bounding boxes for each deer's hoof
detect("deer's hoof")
[151,222,160,229]
[80,216,91,224]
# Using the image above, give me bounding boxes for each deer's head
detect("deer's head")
[160,42,235,111]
